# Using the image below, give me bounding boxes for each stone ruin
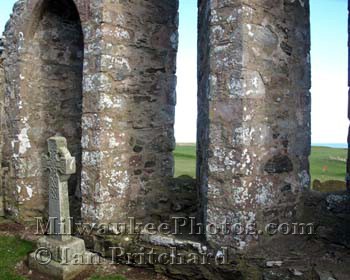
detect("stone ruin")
[0,0,349,279]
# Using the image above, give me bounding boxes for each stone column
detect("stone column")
[0,48,4,217]
[198,0,311,249]
[81,0,179,224]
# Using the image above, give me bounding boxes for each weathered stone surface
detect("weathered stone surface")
[198,0,311,249]
[36,235,86,263]
[84,189,350,280]
[312,179,347,192]
[264,155,293,174]
[1,0,179,225]
[298,190,350,248]
[28,250,96,280]
[2,0,84,220]
[0,46,4,217]
[0,198,4,217]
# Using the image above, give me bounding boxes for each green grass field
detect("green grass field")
[174,145,197,177]
[309,146,347,182]
[174,144,347,183]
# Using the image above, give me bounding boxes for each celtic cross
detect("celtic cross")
[44,136,76,241]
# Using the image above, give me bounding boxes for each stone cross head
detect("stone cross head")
[45,136,76,180]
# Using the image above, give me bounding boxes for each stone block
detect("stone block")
[28,251,96,280]
[37,236,86,263]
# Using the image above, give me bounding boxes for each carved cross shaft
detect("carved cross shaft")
[44,136,76,241]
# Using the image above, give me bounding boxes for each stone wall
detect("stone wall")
[0,38,4,216]
[2,0,84,220]
[80,0,179,224]
[1,0,180,224]
[197,0,211,229]
[197,0,311,249]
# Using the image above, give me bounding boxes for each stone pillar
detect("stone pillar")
[197,0,311,249]
[81,0,179,223]
[0,46,4,217]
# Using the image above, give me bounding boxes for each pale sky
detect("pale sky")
[0,0,348,144]
[309,0,348,144]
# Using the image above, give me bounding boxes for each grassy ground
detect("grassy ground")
[174,144,347,183]
[0,218,170,280]
[0,233,128,280]
[174,145,197,177]
[309,146,347,182]
[0,236,33,280]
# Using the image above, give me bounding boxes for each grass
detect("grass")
[0,236,34,280]
[309,146,347,182]
[174,144,347,183]
[174,145,197,177]
[0,229,128,280]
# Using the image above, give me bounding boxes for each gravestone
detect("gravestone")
[29,136,94,280]
[44,136,76,240]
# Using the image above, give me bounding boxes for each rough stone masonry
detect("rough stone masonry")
[1,0,178,224]
[0,0,348,261]
[197,0,311,248]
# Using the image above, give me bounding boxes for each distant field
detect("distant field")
[309,146,347,182]
[174,145,197,177]
[174,145,347,184]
